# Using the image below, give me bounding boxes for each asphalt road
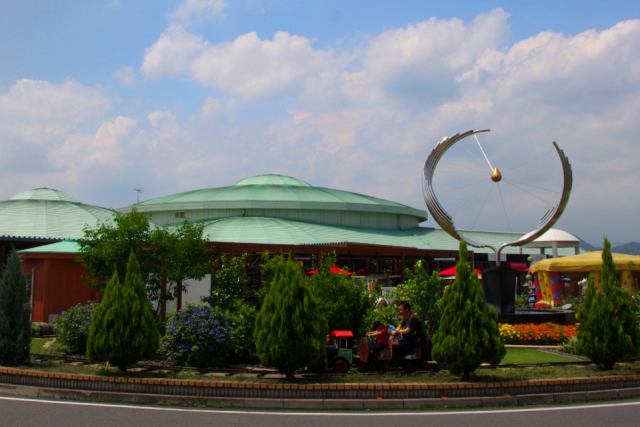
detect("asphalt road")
[2,396,640,427]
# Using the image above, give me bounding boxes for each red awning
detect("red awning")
[439,266,481,276]
[307,266,353,275]
[330,330,354,338]
[502,262,530,273]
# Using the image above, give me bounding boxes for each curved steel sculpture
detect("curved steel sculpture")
[423,129,573,265]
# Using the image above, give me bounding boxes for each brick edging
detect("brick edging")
[1,367,640,399]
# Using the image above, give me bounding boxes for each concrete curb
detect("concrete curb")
[2,366,640,400]
[2,383,640,410]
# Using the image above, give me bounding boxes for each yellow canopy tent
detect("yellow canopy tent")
[530,251,640,273]
[530,252,640,299]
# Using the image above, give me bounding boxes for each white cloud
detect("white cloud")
[48,116,138,170]
[0,78,109,132]
[169,0,227,26]
[147,110,180,152]
[141,24,206,78]
[201,97,240,118]
[142,29,336,99]
[113,66,136,86]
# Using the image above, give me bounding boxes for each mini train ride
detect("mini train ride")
[313,330,433,374]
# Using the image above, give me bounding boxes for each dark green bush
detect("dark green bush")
[0,249,31,366]
[432,240,505,381]
[255,258,327,381]
[87,252,160,371]
[577,238,640,369]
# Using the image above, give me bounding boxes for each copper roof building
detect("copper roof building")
[0,188,115,323]
[10,176,580,320]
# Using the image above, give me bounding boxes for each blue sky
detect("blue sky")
[1,1,639,246]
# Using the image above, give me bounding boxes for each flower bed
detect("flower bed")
[499,322,577,344]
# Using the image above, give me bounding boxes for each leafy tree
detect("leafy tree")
[432,240,506,381]
[395,260,443,335]
[360,304,400,337]
[0,249,31,366]
[577,238,640,369]
[306,252,372,335]
[203,253,249,310]
[254,258,327,382]
[87,252,160,371]
[78,209,210,312]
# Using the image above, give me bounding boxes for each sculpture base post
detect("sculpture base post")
[481,266,517,314]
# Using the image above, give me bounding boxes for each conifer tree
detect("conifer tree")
[432,239,505,381]
[577,238,640,369]
[0,249,31,366]
[254,258,327,382]
[87,252,160,371]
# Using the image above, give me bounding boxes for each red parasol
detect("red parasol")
[439,266,481,276]
[307,266,354,275]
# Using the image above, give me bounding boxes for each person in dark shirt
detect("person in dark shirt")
[391,301,426,359]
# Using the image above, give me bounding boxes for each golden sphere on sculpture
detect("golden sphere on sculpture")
[491,167,502,182]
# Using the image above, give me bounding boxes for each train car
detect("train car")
[358,335,432,372]
[317,330,353,374]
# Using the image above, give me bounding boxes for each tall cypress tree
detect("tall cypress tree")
[577,238,640,369]
[0,249,31,366]
[254,258,327,382]
[87,252,159,371]
[432,239,505,381]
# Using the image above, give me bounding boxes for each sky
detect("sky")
[1,1,639,247]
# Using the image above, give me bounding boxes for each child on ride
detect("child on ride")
[366,321,390,358]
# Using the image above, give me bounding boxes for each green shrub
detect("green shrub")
[432,240,506,381]
[162,303,232,367]
[53,302,98,355]
[225,299,257,362]
[306,252,372,335]
[87,252,160,371]
[558,335,581,355]
[0,249,31,366]
[254,258,327,382]
[577,238,640,369]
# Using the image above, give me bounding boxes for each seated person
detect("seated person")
[391,301,427,359]
[366,321,389,357]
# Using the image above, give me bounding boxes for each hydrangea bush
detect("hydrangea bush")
[53,302,98,354]
[162,303,232,367]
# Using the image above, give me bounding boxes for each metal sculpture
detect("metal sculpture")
[423,129,573,265]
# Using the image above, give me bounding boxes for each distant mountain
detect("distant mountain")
[611,242,640,255]
[573,235,600,252]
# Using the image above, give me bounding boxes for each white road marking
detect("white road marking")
[1,395,640,416]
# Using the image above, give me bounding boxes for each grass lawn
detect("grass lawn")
[501,347,577,364]
[30,337,67,356]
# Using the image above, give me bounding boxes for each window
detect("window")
[174,212,185,219]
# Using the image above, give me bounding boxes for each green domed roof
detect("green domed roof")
[121,174,428,228]
[10,188,79,203]
[0,189,115,240]
[233,174,311,187]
